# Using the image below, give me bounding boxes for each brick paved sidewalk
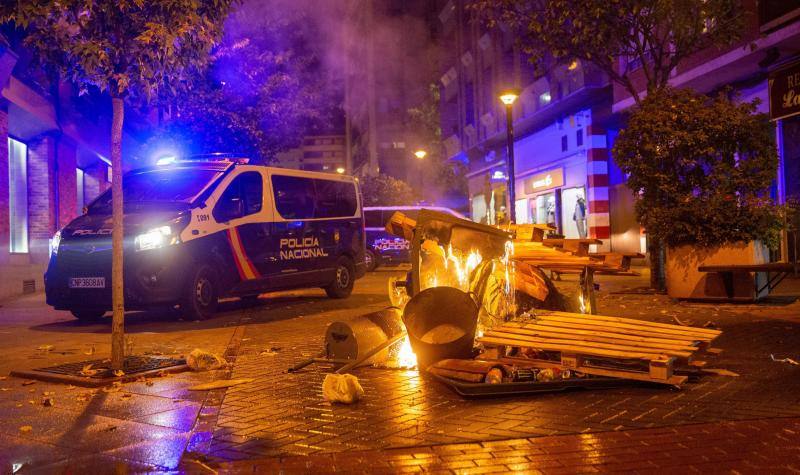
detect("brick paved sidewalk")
[212,417,800,474]
[194,273,800,461]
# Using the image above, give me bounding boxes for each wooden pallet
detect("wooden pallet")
[477,311,722,387]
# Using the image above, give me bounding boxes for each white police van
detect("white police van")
[45,156,366,320]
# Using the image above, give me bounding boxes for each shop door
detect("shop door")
[532,193,556,227]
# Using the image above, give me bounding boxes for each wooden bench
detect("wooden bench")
[542,238,603,257]
[697,262,799,300]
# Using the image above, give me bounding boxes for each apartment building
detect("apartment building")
[437,0,638,252]
[272,135,348,173]
[0,36,143,300]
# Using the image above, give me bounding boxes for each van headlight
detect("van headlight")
[51,230,62,256]
[135,226,178,251]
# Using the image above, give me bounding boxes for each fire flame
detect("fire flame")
[395,335,417,369]
[421,243,484,293]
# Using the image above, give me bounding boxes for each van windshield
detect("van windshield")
[88,168,220,213]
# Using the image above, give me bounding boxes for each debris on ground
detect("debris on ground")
[80,364,98,377]
[259,347,282,357]
[186,349,227,371]
[83,346,95,356]
[36,345,54,352]
[42,397,54,407]
[21,380,35,386]
[188,378,254,391]
[103,382,123,393]
[322,373,364,404]
[19,426,32,433]
[672,316,695,327]
[427,359,503,383]
[771,354,800,366]
[702,368,740,377]
[113,370,125,377]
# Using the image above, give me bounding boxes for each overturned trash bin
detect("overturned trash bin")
[402,286,478,369]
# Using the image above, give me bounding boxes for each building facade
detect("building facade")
[272,135,348,173]
[437,0,639,252]
[439,0,800,257]
[611,0,800,259]
[0,37,142,300]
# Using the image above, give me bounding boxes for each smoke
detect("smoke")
[228,0,442,129]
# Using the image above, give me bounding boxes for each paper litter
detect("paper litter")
[186,349,227,371]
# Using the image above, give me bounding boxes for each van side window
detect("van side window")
[213,172,263,222]
[271,175,315,219]
[314,179,357,218]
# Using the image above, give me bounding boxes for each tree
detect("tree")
[613,88,782,250]
[360,174,418,207]
[406,83,467,201]
[470,0,743,102]
[470,0,745,289]
[4,0,233,369]
[143,5,340,162]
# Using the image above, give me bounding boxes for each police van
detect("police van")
[364,206,465,271]
[45,156,366,321]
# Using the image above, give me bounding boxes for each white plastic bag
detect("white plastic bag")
[322,373,364,404]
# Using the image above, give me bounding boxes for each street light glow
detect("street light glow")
[499,90,519,105]
[336,166,345,174]
[414,150,427,159]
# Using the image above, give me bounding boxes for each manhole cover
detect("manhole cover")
[11,356,188,387]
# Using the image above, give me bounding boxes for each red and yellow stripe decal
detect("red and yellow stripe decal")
[226,227,260,280]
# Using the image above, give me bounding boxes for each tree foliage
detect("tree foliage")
[144,6,340,162]
[469,0,743,102]
[359,174,418,207]
[3,0,232,101]
[613,88,782,249]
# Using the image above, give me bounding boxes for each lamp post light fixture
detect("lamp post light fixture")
[336,166,346,174]
[414,149,427,159]
[499,89,520,223]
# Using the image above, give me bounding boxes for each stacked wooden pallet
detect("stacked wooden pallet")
[477,310,722,387]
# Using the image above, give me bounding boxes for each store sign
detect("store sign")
[524,168,564,194]
[769,61,800,121]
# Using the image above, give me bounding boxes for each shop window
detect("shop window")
[8,137,28,253]
[77,168,85,211]
[561,135,568,152]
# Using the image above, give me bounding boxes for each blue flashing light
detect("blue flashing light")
[156,156,177,166]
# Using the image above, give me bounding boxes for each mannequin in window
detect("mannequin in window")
[573,196,587,238]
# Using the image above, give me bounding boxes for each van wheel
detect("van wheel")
[325,256,355,299]
[70,308,106,321]
[365,249,380,272]
[181,263,219,320]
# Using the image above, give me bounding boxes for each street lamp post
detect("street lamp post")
[500,90,519,224]
[414,149,426,201]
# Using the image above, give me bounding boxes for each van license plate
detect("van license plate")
[69,277,106,289]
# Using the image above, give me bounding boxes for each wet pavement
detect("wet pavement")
[0,267,799,472]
